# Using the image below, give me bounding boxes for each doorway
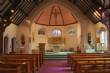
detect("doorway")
[39,43,45,54]
[11,37,16,53]
[4,36,9,54]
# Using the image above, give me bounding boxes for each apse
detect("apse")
[35,4,78,26]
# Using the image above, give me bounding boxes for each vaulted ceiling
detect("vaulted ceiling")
[0,0,44,26]
[69,0,110,24]
[35,4,78,26]
[0,0,110,28]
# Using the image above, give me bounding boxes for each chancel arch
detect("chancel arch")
[30,3,81,53]
[15,2,102,53]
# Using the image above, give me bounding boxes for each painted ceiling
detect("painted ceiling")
[35,4,78,26]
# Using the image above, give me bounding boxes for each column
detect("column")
[0,29,4,54]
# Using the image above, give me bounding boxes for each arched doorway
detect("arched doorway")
[96,22,108,52]
[4,36,9,54]
[11,37,16,53]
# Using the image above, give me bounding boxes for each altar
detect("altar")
[48,37,65,52]
[50,44,64,52]
[45,51,73,55]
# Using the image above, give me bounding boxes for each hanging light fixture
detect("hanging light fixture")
[10,9,15,13]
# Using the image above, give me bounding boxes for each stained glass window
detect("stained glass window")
[52,29,61,37]
[100,31,107,47]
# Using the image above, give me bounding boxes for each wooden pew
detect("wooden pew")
[74,57,110,73]
[0,59,31,73]
[0,53,44,72]
[68,53,108,67]
[39,53,44,66]
[0,62,22,73]
[68,53,110,73]
[6,53,43,68]
[0,55,36,73]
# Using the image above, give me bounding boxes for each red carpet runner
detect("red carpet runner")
[38,60,72,73]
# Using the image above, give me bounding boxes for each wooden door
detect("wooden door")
[38,43,45,54]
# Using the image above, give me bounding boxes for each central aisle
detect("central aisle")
[38,60,72,73]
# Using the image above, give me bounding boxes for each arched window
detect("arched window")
[38,28,45,35]
[52,29,61,37]
[100,31,107,47]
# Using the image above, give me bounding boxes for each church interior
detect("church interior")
[0,0,110,73]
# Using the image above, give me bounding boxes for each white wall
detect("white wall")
[3,2,104,53]
[16,21,31,54]
[30,22,80,52]
[3,23,17,53]
[69,5,96,52]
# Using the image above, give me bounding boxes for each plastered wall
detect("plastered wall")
[3,2,108,53]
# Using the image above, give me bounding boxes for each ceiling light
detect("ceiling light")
[10,9,14,13]
[99,7,102,10]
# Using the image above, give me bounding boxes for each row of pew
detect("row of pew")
[0,53,44,73]
[68,53,110,73]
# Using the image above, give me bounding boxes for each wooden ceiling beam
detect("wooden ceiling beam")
[69,0,102,23]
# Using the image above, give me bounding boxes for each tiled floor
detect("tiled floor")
[38,60,72,73]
